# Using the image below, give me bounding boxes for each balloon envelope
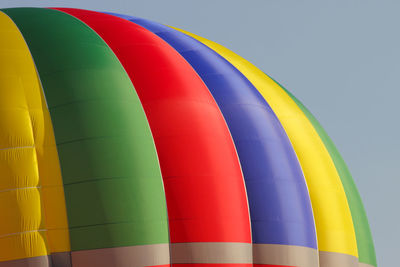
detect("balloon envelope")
[0,7,376,267]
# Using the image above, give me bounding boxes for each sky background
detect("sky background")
[1,0,398,266]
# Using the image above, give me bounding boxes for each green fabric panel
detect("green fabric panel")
[3,7,169,251]
[271,78,376,266]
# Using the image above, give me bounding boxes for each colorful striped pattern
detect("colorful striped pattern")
[0,7,376,267]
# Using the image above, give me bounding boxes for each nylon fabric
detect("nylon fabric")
[0,10,70,262]
[0,6,377,267]
[54,8,252,257]
[2,8,170,256]
[70,244,169,267]
[280,85,376,266]
[170,27,358,260]
[112,14,316,249]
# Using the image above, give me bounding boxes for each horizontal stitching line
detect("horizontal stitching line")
[0,186,41,193]
[0,145,35,151]
[0,229,46,239]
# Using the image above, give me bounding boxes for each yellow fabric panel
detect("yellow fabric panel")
[0,11,70,261]
[173,27,358,257]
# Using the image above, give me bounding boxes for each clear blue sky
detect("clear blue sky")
[2,1,398,266]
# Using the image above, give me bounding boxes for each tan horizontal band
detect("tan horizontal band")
[3,243,361,267]
[319,251,358,267]
[0,252,71,267]
[51,252,72,267]
[171,242,320,266]
[253,243,318,267]
[171,242,252,264]
[71,244,169,267]
[0,255,50,267]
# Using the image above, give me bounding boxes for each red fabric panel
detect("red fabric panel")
[172,265,252,267]
[254,265,296,267]
[54,8,251,244]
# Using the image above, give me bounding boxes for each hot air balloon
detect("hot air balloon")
[0,7,376,267]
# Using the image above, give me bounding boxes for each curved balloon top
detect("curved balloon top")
[0,7,376,267]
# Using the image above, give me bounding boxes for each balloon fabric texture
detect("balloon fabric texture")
[0,7,376,267]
